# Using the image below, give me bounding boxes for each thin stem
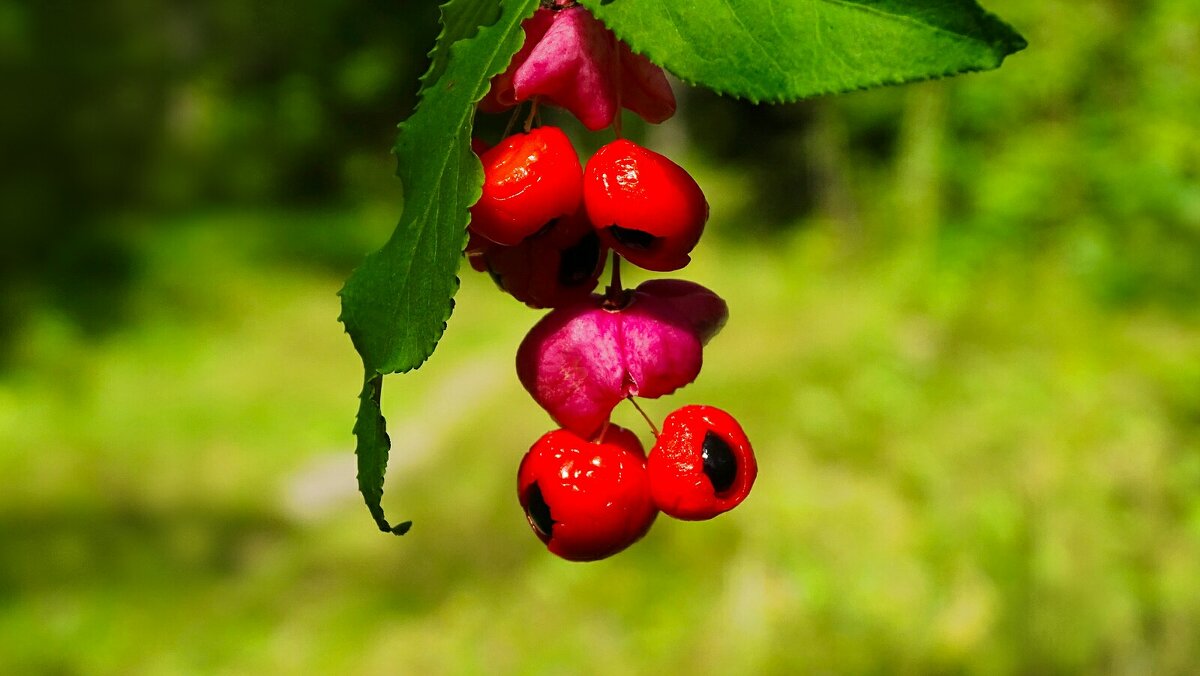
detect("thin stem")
[524,98,541,132]
[627,397,660,438]
[611,31,623,140]
[502,103,524,139]
[605,251,623,299]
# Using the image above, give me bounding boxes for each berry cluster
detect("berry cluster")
[468,1,757,562]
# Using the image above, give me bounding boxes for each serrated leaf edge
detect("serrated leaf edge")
[583,0,1027,105]
[342,0,540,536]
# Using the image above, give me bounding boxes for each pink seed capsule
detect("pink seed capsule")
[480,6,676,131]
[516,280,727,438]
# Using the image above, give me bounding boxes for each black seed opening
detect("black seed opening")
[608,225,658,251]
[702,432,738,493]
[485,266,506,291]
[526,483,555,538]
[557,231,602,287]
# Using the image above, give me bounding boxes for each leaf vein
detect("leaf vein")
[818,0,996,47]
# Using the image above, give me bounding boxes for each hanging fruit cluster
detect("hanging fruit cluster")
[467,0,757,562]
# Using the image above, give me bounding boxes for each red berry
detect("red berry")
[647,405,756,520]
[517,425,658,561]
[465,207,606,309]
[470,126,583,246]
[584,139,708,272]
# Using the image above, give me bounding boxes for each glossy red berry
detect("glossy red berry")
[470,126,583,246]
[584,139,708,272]
[647,405,756,520]
[517,425,658,561]
[465,208,606,309]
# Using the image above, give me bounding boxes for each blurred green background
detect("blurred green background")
[3,0,1199,673]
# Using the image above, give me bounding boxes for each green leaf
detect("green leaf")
[579,0,1027,103]
[353,374,411,535]
[339,0,540,534]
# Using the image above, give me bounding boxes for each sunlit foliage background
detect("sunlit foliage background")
[2,1,1199,673]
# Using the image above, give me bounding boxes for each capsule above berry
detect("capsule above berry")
[516,279,728,439]
[517,425,658,561]
[584,139,708,272]
[470,126,583,246]
[647,405,756,520]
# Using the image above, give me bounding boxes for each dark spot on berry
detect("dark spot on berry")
[485,265,506,291]
[608,225,658,251]
[702,431,737,493]
[526,482,555,539]
[557,231,601,287]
